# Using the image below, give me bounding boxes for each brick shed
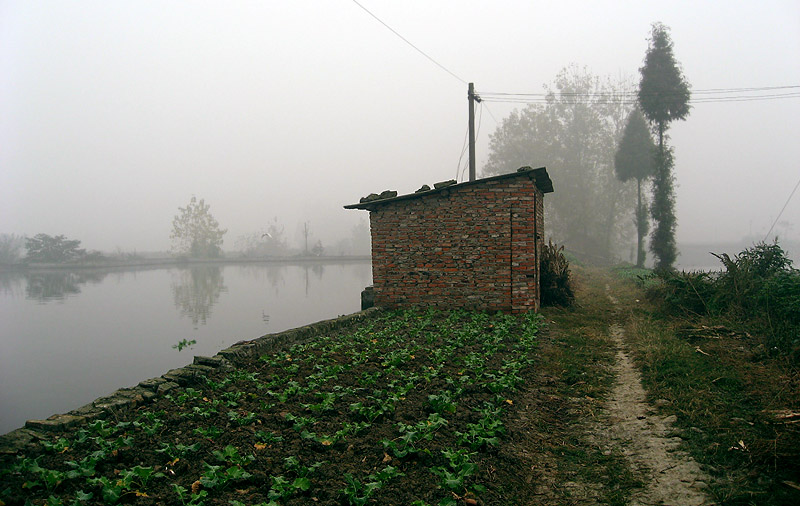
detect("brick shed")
[344,166,553,313]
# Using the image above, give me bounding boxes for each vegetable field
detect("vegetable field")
[1,309,543,506]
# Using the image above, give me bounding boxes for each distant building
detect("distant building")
[345,166,553,312]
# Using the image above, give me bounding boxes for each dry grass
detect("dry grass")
[614,265,800,505]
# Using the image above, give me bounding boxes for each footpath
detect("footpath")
[603,289,710,505]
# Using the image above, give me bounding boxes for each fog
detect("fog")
[2,1,799,256]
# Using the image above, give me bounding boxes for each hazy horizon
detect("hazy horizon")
[2,1,798,255]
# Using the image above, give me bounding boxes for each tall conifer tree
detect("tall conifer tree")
[638,22,691,270]
[615,108,656,268]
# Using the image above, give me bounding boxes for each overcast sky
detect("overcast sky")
[2,0,799,255]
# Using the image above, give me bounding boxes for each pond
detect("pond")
[0,261,372,435]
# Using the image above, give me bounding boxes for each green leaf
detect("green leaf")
[293,476,311,491]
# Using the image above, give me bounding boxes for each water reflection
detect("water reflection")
[170,266,228,328]
[0,271,109,303]
[0,272,25,299]
[236,264,287,292]
[303,264,325,296]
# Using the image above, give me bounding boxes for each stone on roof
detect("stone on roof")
[345,166,553,210]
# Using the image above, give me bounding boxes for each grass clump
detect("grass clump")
[648,240,800,361]
[541,240,575,307]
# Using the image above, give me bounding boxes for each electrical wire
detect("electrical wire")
[480,102,529,167]
[350,0,467,85]
[479,85,800,97]
[455,123,469,181]
[763,176,800,241]
[478,86,800,106]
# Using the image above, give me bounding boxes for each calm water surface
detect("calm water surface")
[0,261,371,434]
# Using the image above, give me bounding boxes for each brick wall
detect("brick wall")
[365,174,546,313]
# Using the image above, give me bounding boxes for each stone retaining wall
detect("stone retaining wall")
[0,308,380,454]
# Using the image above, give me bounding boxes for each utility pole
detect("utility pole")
[468,82,481,181]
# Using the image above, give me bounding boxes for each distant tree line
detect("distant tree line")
[0,233,106,265]
[2,198,369,266]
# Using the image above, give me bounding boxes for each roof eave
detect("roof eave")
[344,166,553,210]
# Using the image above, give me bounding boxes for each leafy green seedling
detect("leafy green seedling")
[193,425,222,439]
[88,476,125,504]
[212,445,255,467]
[120,465,164,489]
[40,437,70,453]
[431,449,477,492]
[227,410,258,426]
[268,474,311,501]
[254,430,284,444]
[157,442,201,461]
[174,484,208,506]
[65,455,100,479]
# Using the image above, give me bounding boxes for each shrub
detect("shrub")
[649,240,800,359]
[540,240,574,307]
[648,270,715,317]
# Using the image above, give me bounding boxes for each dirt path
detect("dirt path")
[603,290,712,505]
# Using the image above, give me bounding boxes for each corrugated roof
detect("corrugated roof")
[344,166,553,210]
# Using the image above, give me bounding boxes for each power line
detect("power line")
[481,102,528,166]
[477,85,800,106]
[479,85,800,98]
[350,0,467,85]
[455,122,469,180]
[479,94,800,106]
[764,176,800,241]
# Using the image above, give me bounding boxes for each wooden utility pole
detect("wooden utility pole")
[468,83,476,181]
[468,83,481,181]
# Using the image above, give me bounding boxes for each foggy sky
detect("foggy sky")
[2,0,799,255]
